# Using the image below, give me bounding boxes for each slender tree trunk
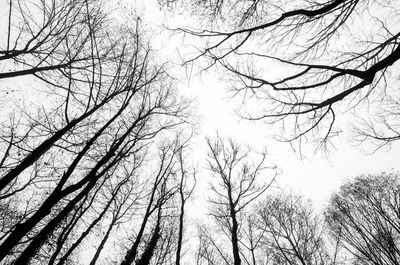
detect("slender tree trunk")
[136,211,162,265]
[228,185,241,265]
[11,163,125,265]
[120,202,155,265]
[12,175,107,265]
[48,199,87,265]
[175,182,185,265]
[120,167,164,265]
[49,183,107,265]
[56,188,117,265]
[89,219,116,265]
[230,208,241,265]
[0,121,77,191]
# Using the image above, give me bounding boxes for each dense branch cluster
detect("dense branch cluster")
[0,1,196,264]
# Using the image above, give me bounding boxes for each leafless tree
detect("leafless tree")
[161,0,400,150]
[1,86,187,264]
[174,139,196,265]
[136,205,164,265]
[120,137,189,265]
[325,172,400,265]
[196,135,276,265]
[256,192,338,265]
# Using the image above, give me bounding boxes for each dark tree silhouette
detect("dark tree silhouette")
[0,0,147,195]
[325,173,400,265]
[52,173,134,265]
[120,137,186,265]
[196,135,276,265]
[175,141,196,265]
[136,205,163,265]
[256,192,338,265]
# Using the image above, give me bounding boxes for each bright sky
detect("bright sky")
[185,75,400,209]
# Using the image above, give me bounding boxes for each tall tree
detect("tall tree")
[0,0,148,194]
[196,135,276,265]
[120,137,185,265]
[175,138,196,265]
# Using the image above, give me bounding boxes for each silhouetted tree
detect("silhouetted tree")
[325,173,400,265]
[152,217,180,265]
[0,14,143,195]
[53,172,136,265]
[136,205,163,265]
[120,138,186,265]
[175,140,196,265]
[196,135,276,265]
[256,192,337,265]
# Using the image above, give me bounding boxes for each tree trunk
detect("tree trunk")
[136,218,161,265]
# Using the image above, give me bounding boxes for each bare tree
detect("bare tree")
[325,172,400,265]
[256,192,337,265]
[196,135,276,265]
[175,139,196,265]
[51,170,139,265]
[136,205,164,265]
[134,134,196,265]
[161,0,400,150]
[152,217,180,265]
[120,137,186,265]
